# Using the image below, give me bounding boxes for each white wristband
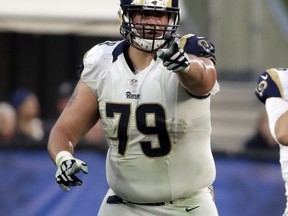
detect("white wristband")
[55,151,74,167]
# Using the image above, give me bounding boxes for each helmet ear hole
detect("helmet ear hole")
[119,0,180,53]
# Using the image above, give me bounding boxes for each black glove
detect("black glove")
[55,151,88,192]
[156,41,190,73]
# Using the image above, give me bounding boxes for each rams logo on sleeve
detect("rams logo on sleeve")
[255,68,284,103]
[178,34,216,64]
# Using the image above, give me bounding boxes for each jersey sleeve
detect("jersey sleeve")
[178,34,216,64]
[255,68,288,104]
[78,41,119,97]
[265,97,288,144]
[81,45,109,81]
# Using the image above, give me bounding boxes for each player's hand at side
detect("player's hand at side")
[55,151,88,192]
[156,41,190,73]
[255,68,285,104]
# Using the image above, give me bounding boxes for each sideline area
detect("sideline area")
[0,146,284,216]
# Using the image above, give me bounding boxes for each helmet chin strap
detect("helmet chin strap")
[133,37,165,52]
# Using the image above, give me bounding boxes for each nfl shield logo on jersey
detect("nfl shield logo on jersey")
[130,79,138,86]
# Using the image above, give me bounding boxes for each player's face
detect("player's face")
[131,11,169,39]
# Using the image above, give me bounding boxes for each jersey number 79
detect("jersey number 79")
[106,103,172,157]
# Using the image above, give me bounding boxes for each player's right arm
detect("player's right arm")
[255,68,288,146]
[274,106,288,145]
[266,98,288,146]
[47,80,99,191]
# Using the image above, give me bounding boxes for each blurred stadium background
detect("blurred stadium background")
[0,0,287,215]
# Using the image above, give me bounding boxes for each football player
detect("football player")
[48,0,220,215]
[255,68,288,216]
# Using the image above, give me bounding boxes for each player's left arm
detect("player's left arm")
[157,34,217,96]
[255,68,288,146]
[176,54,216,96]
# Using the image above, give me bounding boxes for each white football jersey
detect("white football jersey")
[267,68,288,101]
[280,145,288,215]
[81,40,219,203]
